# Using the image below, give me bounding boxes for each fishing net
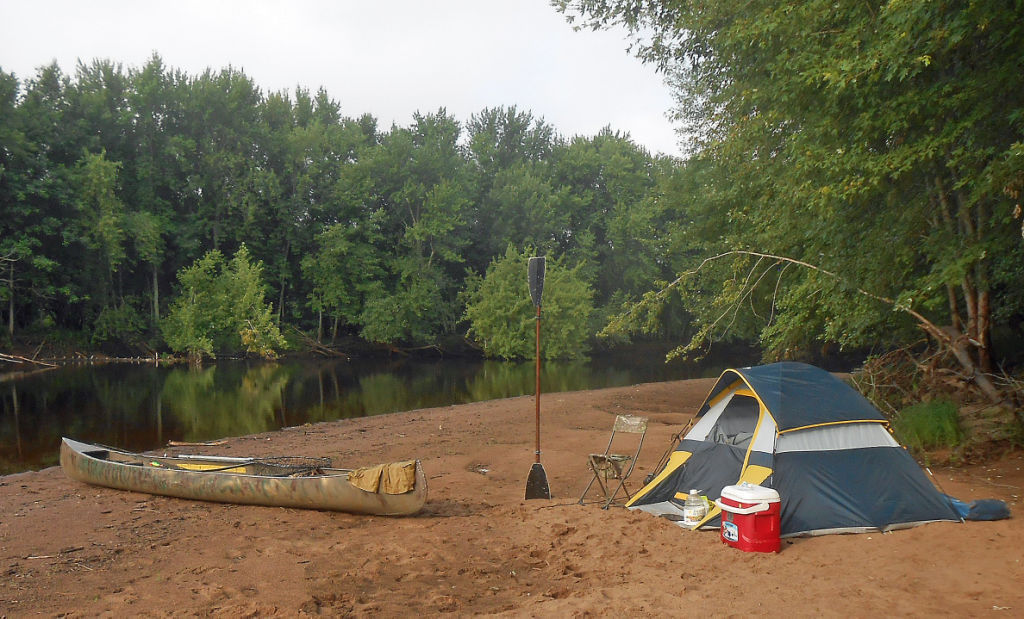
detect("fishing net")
[247,456,333,477]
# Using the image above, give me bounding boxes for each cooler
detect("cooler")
[715,482,781,553]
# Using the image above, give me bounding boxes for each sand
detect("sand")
[1,378,1022,616]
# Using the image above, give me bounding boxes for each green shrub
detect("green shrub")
[462,245,594,360]
[892,398,962,452]
[162,246,286,359]
[92,299,147,348]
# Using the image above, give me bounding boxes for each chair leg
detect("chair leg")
[581,472,613,506]
[592,475,610,504]
[578,474,599,504]
[602,477,629,509]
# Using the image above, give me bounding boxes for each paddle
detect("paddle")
[525,256,551,500]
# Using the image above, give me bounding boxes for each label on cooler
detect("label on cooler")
[722,521,739,542]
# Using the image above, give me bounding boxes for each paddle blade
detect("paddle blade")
[528,256,545,308]
[525,462,551,500]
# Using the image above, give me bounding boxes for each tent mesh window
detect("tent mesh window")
[708,395,759,449]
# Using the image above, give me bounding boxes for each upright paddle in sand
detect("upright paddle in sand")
[525,256,551,500]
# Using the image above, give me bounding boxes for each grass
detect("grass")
[892,398,963,453]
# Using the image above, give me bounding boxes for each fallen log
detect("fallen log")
[0,352,58,367]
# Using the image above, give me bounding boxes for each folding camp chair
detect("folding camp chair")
[578,414,648,509]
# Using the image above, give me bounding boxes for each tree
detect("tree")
[123,54,182,325]
[4,53,687,356]
[562,0,1024,401]
[302,214,385,343]
[464,106,557,270]
[73,150,126,310]
[353,109,473,344]
[162,246,285,359]
[1,65,73,336]
[463,246,594,359]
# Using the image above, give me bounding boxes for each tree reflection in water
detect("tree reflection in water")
[0,354,725,474]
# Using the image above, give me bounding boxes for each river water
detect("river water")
[1,353,736,474]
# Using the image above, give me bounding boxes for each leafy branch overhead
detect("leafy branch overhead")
[567,0,1024,404]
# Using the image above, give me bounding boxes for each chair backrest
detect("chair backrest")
[603,415,648,480]
[601,415,648,457]
[613,414,648,434]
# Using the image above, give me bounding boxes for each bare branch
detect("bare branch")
[611,249,1007,403]
[768,261,794,327]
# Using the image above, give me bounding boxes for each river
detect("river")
[1,353,737,474]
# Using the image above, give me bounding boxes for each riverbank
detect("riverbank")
[1,379,1022,615]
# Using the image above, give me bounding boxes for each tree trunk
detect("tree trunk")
[7,261,13,338]
[278,283,286,325]
[152,263,160,322]
[941,326,1002,403]
[961,277,978,345]
[317,308,323,344]
[934,175,997,394]
[977,288,992,373]
[945,284,963,333]
[278,240,290,325]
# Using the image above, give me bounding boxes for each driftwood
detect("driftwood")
[850,344,1023,416]
[167,440,228,447]
[288,327,349,359]
[0,352,58,367]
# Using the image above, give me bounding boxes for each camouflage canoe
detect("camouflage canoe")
[59,437,427,515]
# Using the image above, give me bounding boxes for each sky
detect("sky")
[0,0,683,157]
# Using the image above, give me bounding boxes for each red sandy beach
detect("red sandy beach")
[2,378,1022,616]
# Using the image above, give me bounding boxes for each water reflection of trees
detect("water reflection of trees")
[463,361,628,402]
[161,364,291,441]
[4,354,718,473]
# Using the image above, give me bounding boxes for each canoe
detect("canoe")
[59,437,427,516]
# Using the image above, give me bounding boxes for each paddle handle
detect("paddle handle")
[535,305,542,463]
[528,256,545,464]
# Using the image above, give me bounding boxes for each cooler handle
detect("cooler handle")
[714,499,769,515]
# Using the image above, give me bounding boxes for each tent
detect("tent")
[626,361,961,536]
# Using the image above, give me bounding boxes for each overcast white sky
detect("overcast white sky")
[0,0,683,157]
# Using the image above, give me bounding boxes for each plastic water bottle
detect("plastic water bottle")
[683,488,707,526]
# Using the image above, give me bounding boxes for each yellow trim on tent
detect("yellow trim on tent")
[624,450,691,508]
[692,503,722,529]
[739,401,767,472]
[777,419,888,434]
[711,373,770,425]
[703,378,745,410]
[737,464,773,486]
[682,465,774,531]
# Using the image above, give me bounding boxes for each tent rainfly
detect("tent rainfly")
[626,362,962,536]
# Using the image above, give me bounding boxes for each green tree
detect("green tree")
[463,246,594,359]
[563,0,1024,401]
[162,246,285,359]
[123,54,183,325]
[464,106,557,270]
[353,109,472,344]
[73,150,126,309]
[1,65,74,335]
[302,213,385,343]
